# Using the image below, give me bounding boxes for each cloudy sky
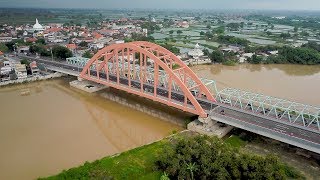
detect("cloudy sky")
[1,0,320,10]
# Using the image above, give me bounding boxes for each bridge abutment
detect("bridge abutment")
[187,116,233,138]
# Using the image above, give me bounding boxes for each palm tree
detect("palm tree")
[160,172,170,180]
[186,162,196,180]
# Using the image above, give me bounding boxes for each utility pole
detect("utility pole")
[50,47,53,61]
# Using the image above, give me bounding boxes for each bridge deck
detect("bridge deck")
[211,106,320,154]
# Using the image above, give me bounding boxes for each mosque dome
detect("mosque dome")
[188,43,204,57]
[33,19,44,31]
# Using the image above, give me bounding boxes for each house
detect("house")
[0,36,12,43]
[177,21,190,28]
[222,46,240,53]
[239,53,254,63]
[66,44,77,51]
[25,37,37,43]
[268,50,278,55]
[17,46,30,54]
[0,51,4,57]
[14,63,27,79]
[30,61,40,75]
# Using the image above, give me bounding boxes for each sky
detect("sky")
[0,0,320,10]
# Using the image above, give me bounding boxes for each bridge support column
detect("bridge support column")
[187,116,233,138]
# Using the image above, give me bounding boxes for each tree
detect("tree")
[200,31,205,36]
[294,26,298,32]
[0,43,9,53]
[300,31,309,37]
[280,32,291,39]
[52,46,73,60]
[202,49,210,56]
[36,38,46,45]
[169,30,174,35]
[20,58,29,65]
[212,26,225,34]
[79,41,88,47]
[227,23,241,31]
[266,31,272,36]
[82,51,93,58]
[177,30,183,35]
[186,162,196,180]
[210,50,224,63]
[160,172,170,180]
[205,31,213,39]
[247,54,263,64]
[155,135,302,180]
[206,24,211,29]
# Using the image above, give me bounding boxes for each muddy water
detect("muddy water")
[191,64,320,106]
[0,79,182,180]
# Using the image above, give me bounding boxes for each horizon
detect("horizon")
[1,0,320,11]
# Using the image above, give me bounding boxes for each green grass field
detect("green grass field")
[225,135,247,148]
[41,141,166,180]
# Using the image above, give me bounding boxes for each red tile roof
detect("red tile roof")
[0,51,4,55]
[92,32,103,40]
[66,44,77,50]
[26,37,37,43]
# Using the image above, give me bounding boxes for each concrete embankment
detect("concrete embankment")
[100,92,185,126]
[0,73,65,87]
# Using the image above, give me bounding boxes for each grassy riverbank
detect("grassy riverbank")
[41,131,304,180]
[40,140,165,180]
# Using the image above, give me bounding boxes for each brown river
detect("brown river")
[192,64,320,106]
[0,79,182,180]
[0,64,319,180]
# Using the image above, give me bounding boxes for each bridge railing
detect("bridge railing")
[212,87,320,132]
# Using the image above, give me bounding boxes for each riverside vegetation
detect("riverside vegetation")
[41,133,304,180]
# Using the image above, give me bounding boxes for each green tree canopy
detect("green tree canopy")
[0,43,9,53]
[177,30,183,35]
[82,51,93,59]
[210,50,224,63]
[156,135,303,180]
[52,45,73,60]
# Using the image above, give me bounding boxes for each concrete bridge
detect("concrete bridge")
[19,41,320,154]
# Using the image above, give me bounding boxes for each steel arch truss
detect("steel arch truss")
[216,87,320,132]
[80,41,215,117]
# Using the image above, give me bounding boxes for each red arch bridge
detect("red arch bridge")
[19,41,320,154]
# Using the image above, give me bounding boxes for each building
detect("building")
[66,44,77,52]
[30,61,40,75]
[0,51,4,58]
[239,53,254,63]
[29,18,45,32]
[188,43,204,58]
[0,36,12,43]
[14,63,27,79]
[177,21,190,28]
[17,46,30,54]
[3,61,11,67]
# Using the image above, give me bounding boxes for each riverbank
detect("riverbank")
[0,72,65,87]
[41,131,304,180]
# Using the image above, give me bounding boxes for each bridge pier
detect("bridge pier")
[187,116,233,138]
[69,80,108,93]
